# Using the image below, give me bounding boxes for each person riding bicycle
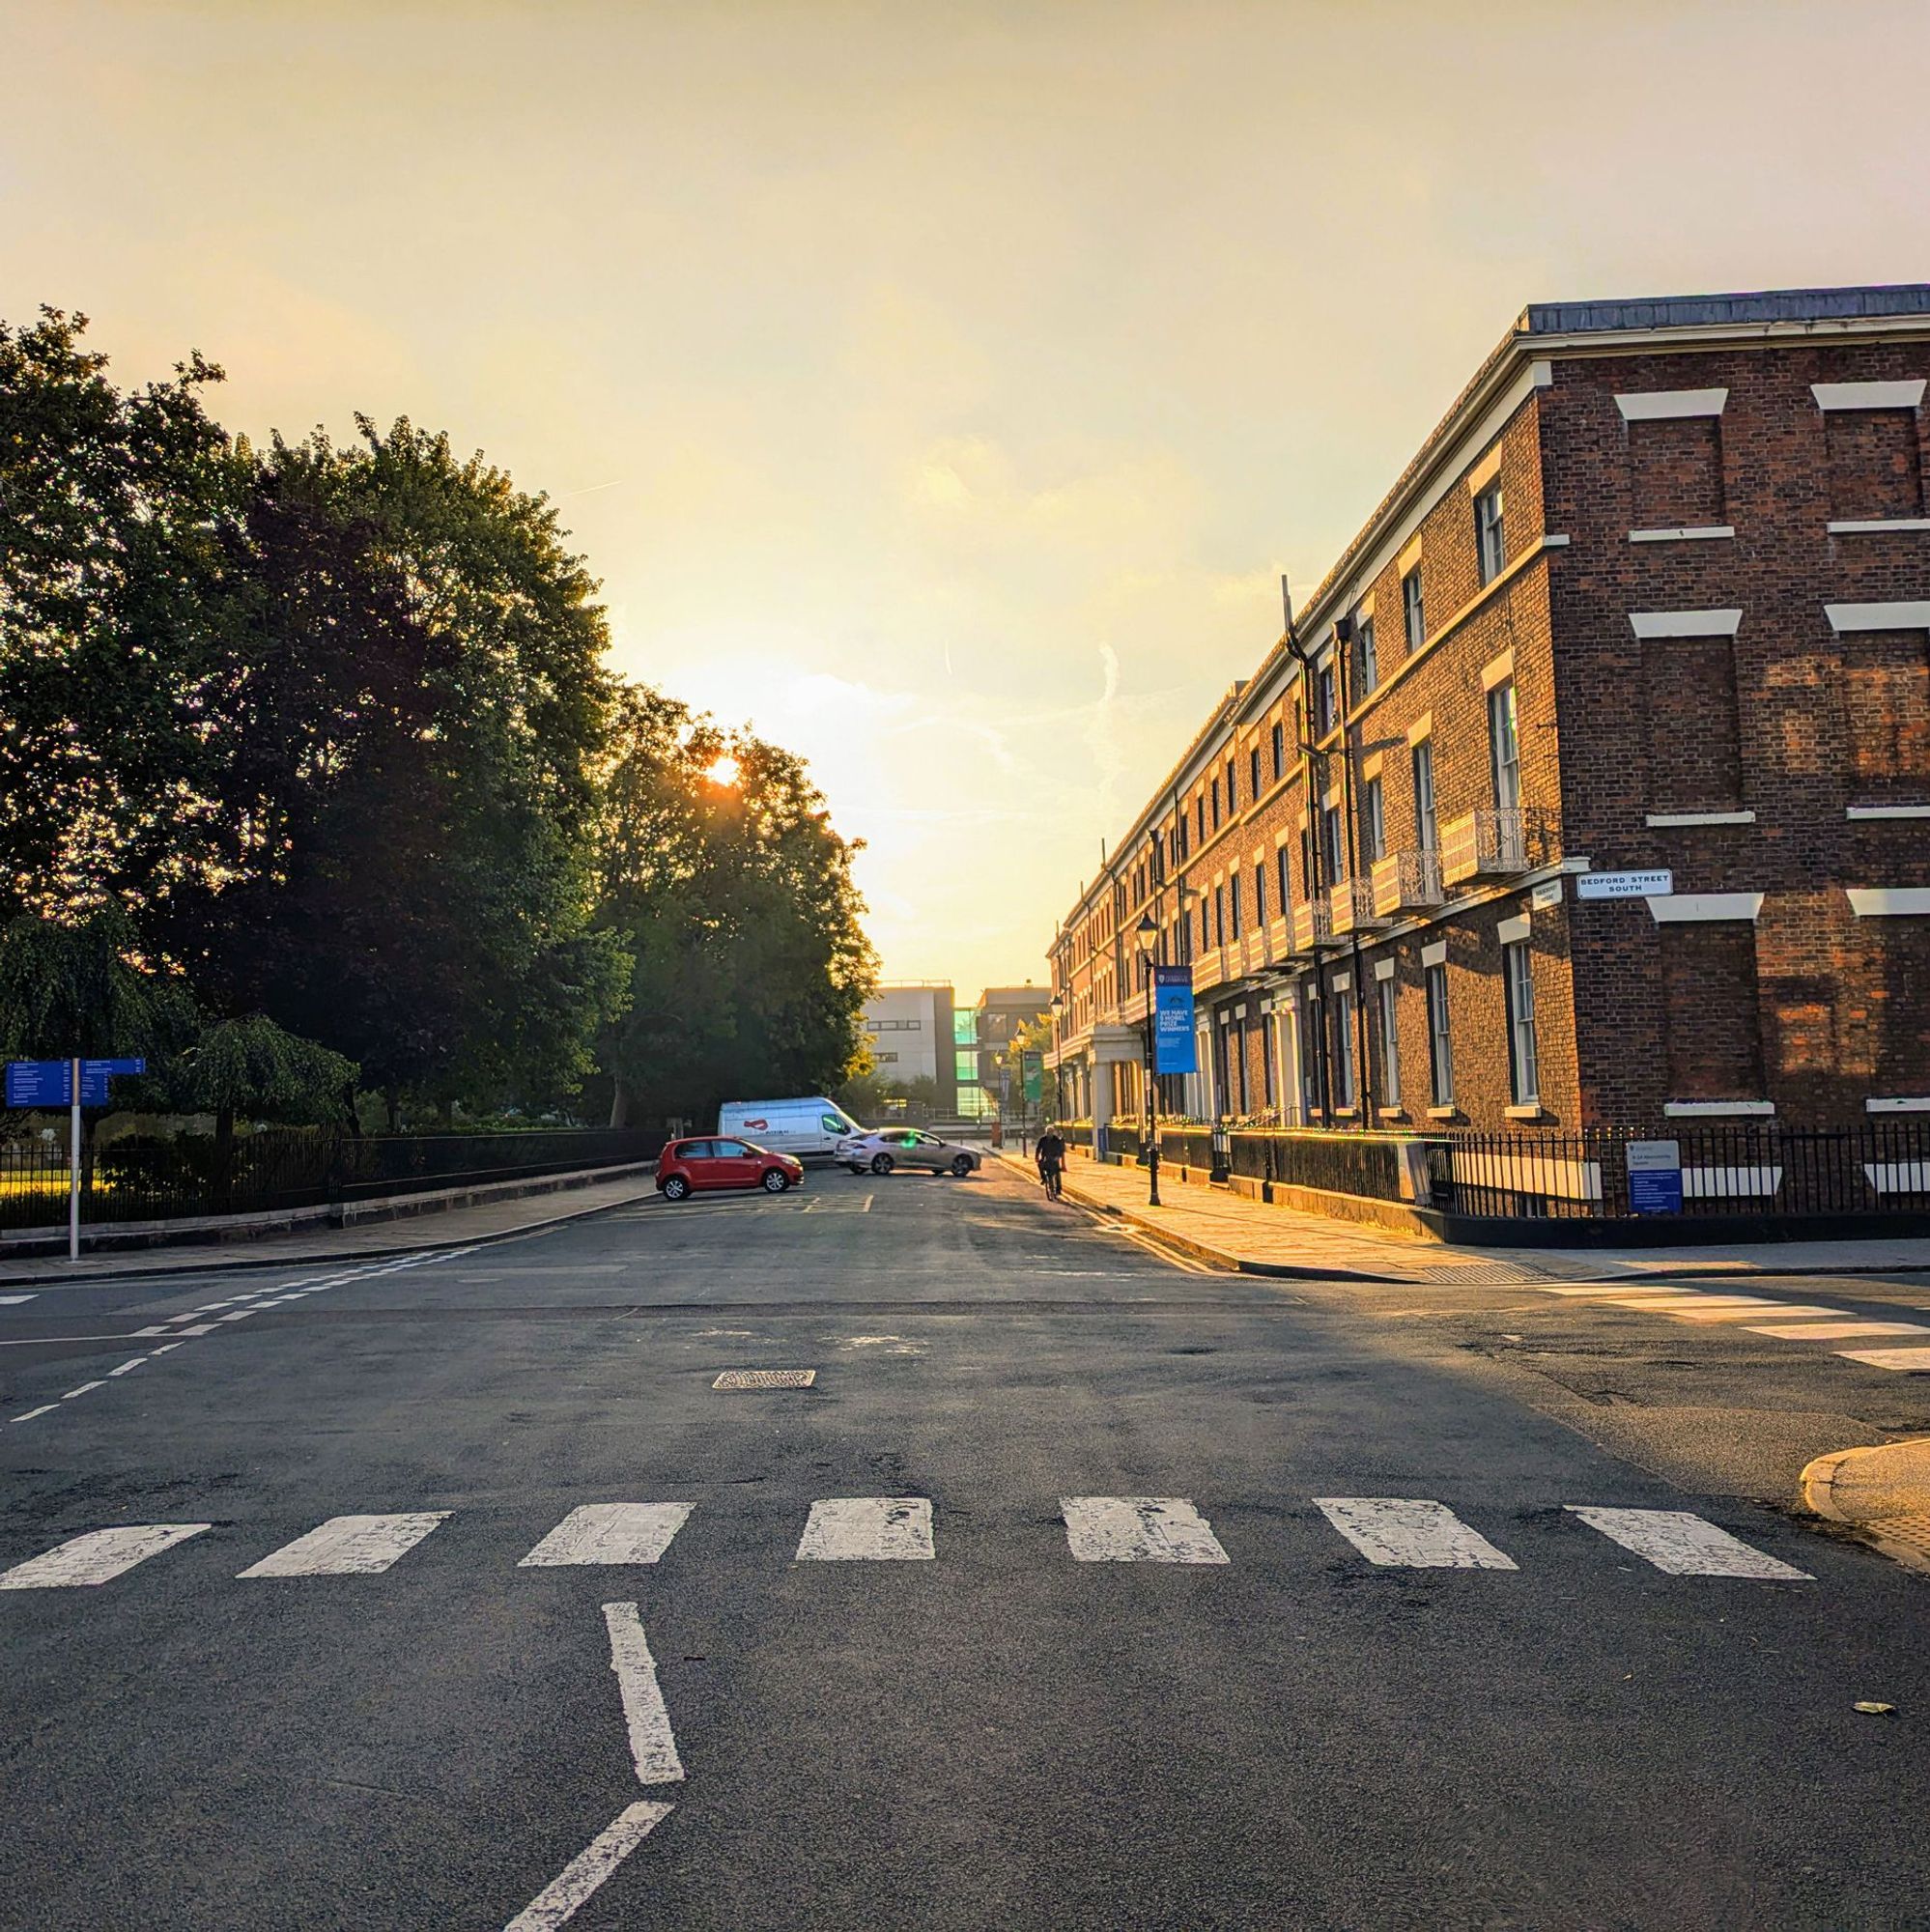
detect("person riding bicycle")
[1035,1124,1067,1200]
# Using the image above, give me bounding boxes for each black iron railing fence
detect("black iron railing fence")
[0,1126,665,1233]
[1426,1122,1930,1221]
[1057,1117,1930,1223]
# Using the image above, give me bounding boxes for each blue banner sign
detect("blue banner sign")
[1151,965,1198,1075]
[4,1058,146,1109]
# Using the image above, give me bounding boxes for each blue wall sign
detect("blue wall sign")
[1151,966,1198,1075]
[1627,1138,1684,1215]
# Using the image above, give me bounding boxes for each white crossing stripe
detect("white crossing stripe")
[1315,1497,1518,1569]
[0,1293,37,1304]
[0,1523,211,1589]
[519,1504,693,1568]
[795,1496,935,1561]
[1835,1347,1930,1372]
[1660,1304,1849,1323]
[602,1602,685,1782]
[1565,1506,1810,1578]
[1060,1496,1231,1564]
[1747,1321,1930,1341]
[238,1512,450,1577]
[503,1800,674,1932]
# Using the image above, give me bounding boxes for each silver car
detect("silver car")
[837,1128,981,1178]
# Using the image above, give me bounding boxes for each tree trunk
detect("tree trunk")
[213,1104,236,1208]
[609,1077,634,1128]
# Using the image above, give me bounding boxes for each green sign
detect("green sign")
[1022,1051,1043,1103]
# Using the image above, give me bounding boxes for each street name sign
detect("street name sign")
[1626,1138,1684,1215]
[1575,869,1673,901]
[1529,878,1564,912]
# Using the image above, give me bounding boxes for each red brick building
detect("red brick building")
[1047,287,1930,1144]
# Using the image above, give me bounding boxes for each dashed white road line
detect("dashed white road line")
[502,1800,674,1932]
[1315,1497,1518,1570]
[1566,1506,1811,1578]
[602,1601,686,1783]
[237,1512,450,1578]
[0,1523,210,1589]
[795,1496,935,1561]
[1747,1321,1930,1341]
[520,1504,693,1569]
[1061,1495,1231,1563]
[10,1405,57,1422]
[106,1358,146,1377]
[1834,1346,1930,1372]
[60,1381,104,1401]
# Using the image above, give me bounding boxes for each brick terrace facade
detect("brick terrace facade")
[1046,287,1930,1139]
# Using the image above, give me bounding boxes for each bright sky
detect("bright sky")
[6,2,1928,998]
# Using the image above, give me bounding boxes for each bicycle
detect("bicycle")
[1038,1161,1064,1201]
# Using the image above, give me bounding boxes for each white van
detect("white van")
[717,1097,865,1159]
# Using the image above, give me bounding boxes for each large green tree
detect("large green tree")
[595,690,875,1125]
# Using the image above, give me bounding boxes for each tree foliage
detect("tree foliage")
[1,310,874,1128]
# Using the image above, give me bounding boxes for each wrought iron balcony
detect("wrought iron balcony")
[1328,876,1389,936]
[1372,847,1446,918]
[1439,807,1532,886]
[1290,896,1338,952]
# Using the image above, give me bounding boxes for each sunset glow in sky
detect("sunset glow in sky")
[6,1,1928,995]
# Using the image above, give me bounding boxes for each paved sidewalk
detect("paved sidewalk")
[0,1168,662,1287]
[1021,1150,1930,1286]
[1802,1435,1930,1574]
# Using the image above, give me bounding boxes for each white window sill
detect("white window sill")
[1868,1096,1930,1114]
[1504,1103,1545,1120]
[1427,1105,1460,1120]
[1828,518,1930,534]
[1847,804,1930,819]
[1629,526,1735,543]
[1663,1100,1775,1118]
[1377,1106,1407,1122]
[1645,810,1755,827]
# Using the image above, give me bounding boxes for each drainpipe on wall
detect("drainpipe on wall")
[1282,576,1336,1129]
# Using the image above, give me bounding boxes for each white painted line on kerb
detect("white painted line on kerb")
[0,1523,210,1589]
[238,1512,450,1577]
[520,1504,693,1568]
[502,1800,674,1932]
[602,1602,686,1783]
[1835,1346,1930,1372]
[795,1496,935,1561]
[1747,1321,1930,1341]
[1565,1506,1811,1578]
[1061,1496,1231,1563]
[107,1358,147,1377]
[1315,1497,1518,1570]
[61,1381,105,1401]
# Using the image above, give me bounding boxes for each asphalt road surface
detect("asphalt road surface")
[2,1161,1925,1931]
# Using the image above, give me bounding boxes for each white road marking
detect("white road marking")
[175,1323,217,1336]
[519,1504,693,1568]
[1565,1506,1811,1578]
[1747,1321,1930,1340]
[61,1381,104,1400]
[1536,1285,1700,1297]
[107,1358,147,1377]
[1834,1346,1930,1371]
[502,1800,674,1931]
[1061,1496,1231,1564]
[795,1496,935,1561]
[238,1512,450,1577]
[1315,1497,1518,1570]
[151,1342,184,1355]
[0,1522,210,1589]
[602,1602,686,1782]
[215,1311,255,1323]
[12,1405,58,1422]
[0,1293,36,1304]
[1643,1304,1850,1323]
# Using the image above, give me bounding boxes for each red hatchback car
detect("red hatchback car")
[656,1136,804,1202]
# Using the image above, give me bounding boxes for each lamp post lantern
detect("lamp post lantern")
[1133,912,1162,1208]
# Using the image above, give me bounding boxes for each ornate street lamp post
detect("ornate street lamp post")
[1133,912,1161,1208]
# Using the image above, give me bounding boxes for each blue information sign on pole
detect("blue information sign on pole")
[1151,965,1198,1076]
[5,1058,146,1109]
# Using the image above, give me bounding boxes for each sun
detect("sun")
[704,753,741,788]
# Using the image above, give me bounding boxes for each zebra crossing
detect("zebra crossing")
[0,1492,1815,1590]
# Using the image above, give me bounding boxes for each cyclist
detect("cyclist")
[1035,1123,1067,1201]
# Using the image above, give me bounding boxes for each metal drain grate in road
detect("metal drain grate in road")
[712,1369,816,1390]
